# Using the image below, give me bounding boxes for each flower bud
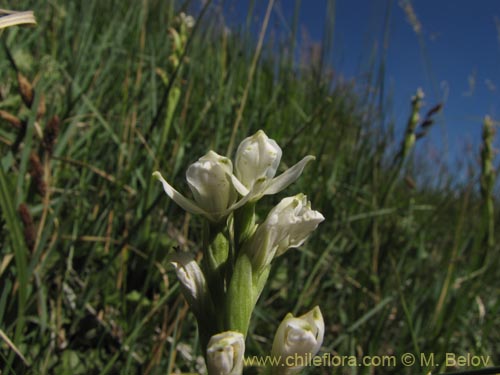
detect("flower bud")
[271,306,324,373]
[170,252,209,316]
[245,194,324,270]
[206,331,245,375]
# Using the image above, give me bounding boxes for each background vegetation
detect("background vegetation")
[0,1,498,374]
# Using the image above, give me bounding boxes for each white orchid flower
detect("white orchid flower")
[170,252,209,316]
[153,151,251,223]
[234,130,315,202]
[244,194,324,270]
[179,12,195,28]
[154,132,315,222]
[271,306,325,374]
[206,331,245,375]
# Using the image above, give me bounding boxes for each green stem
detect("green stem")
[233,201,256,249]
[201,221,229,332]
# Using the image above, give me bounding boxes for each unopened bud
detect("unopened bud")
[271,306,325,374]
[207,331,245,375]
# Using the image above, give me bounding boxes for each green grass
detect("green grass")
[0,1,498,374]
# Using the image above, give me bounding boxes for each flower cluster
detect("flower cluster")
[154,130,324,374]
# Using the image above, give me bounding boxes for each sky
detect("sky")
[219,0,500,176]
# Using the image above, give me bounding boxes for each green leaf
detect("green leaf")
[0,164,28,348]
[226,253,254,336]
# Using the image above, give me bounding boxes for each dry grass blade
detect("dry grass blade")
[53,156,137,196]
[0,10,36,29]
[0,329,30,366]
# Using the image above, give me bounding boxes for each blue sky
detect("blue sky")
[220,0,500,175]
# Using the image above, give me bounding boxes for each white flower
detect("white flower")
[244,194,324,270]
[206,331,245,375]
[179,12,195,28]
[271,306,324,374]
[170,252,209,316]
[154,132,316,222]
[186,151,237,213]
[233,130,315,201]
[235,130,281,188]
[154,151,250,223]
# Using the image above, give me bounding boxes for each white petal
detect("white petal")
[153,171,208,216]
[230,174,250,196]
[264,155,315,196]
[284,321,317,355]
[299,306,324,355]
